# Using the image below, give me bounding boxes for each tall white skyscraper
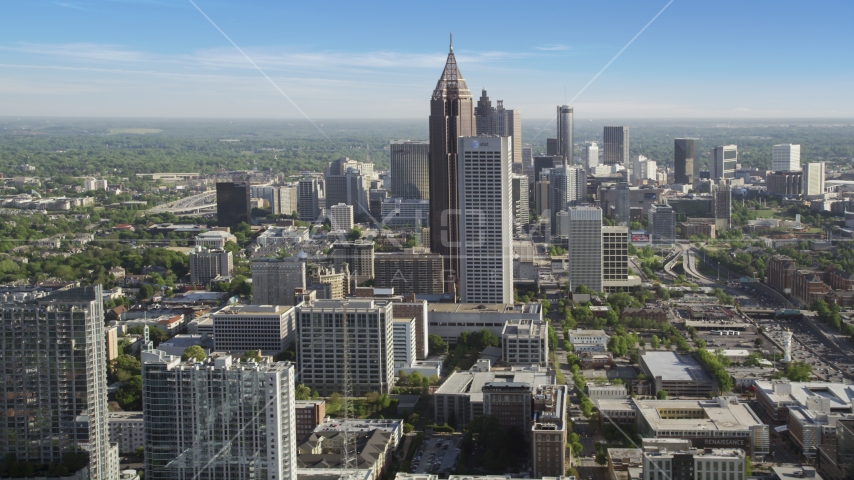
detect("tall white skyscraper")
[142,351,296,480]
[583,142,599,171]
[0,286,120,480]
[803,162,826,197]
[328,202,354,231]
[567,206,603,293]
[457,136,513,304]
[772,144,802,172]
[710,145,738,181]
[632,155,657,184]
[251,257,306,306]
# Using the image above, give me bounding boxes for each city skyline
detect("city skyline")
[2,1,854,118]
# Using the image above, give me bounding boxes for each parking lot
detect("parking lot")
[410,433,462,474]
[756,315,850,382]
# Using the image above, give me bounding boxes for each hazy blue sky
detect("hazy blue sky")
[1,0,852,119]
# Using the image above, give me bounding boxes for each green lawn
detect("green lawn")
[754,209,777,218]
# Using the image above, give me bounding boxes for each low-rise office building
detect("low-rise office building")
[433,367,554,427]
[587,384,628,407]
[567,329,609,347]
[607,448,643,480]
[212,304,297,354]
[788,403,854,458]
[641,438,747,480]
[295,400,327,441]
[502,318,549,366]
[108,412,144,455]
[639,351,717,397]
[598,399,639,426]
[427,303,541,346]
[755,380,854,423]
[635,396,769,456]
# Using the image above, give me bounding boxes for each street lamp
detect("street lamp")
[717,262,720,281]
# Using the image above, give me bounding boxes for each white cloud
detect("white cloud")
[536,44,569,51]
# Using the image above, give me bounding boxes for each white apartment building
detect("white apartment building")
[213,304,297,353]
[393,317,416,369]
[142,351,297,480]
[296,299,395,396]
[549,164,587,227]
[84,178,109,191]
[567,206,603,292]
[188,245,233,285]
[251,257,306,306]
[632,155,657,184]
[772,144,802,172]
[329,203,354,231]
[584,142,599,170]
[108,412,144,455]
[457,136,513,304]
[502,318,549,366]
[803,162,826,197]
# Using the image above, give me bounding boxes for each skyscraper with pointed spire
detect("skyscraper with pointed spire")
[429,36,475,293]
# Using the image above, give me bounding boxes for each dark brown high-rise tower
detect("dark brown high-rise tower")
[429,37,474,294]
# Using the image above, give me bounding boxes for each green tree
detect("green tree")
[138,283,156,299]
[295,384,312,400]
[428,334,448,355]
[348,227,363,241]
[651,335,660,349]
[242,350,262,362]
[181,345,207,362]
[111,353,141,380]
[657,390,668,399]
[116,375,143,410]
[784,361,812,382]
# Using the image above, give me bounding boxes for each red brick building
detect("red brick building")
[826,266,854,291]
[767,255,796,294]
[791,270,832,305]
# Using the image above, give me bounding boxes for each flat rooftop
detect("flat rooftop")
[502,318,546,337]
[427,303,540,314]
[641,351,712,382]
[635,397,764,432]
[434,369,554,402]
[755,380,854,409]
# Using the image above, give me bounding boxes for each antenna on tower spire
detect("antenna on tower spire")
[450,32,453,51]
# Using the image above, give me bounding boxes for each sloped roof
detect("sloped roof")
[432,41,471,100]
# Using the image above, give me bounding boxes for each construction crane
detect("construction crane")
[340,305,358,480]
